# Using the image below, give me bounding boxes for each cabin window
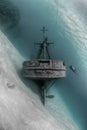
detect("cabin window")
[39,60,50,63]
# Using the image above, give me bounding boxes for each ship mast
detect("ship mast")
[41,27,48,59]
[40,26,48,40]
[36,27,54,59]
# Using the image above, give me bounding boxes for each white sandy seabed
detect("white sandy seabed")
[0,30,80,130]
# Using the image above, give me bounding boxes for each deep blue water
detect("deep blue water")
[1,0,87,129]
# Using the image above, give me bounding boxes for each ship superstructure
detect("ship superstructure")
[23,27,66,79]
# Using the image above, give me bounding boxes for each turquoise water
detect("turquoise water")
[1,0,87,129]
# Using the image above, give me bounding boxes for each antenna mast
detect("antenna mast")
[40,26,48,40]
